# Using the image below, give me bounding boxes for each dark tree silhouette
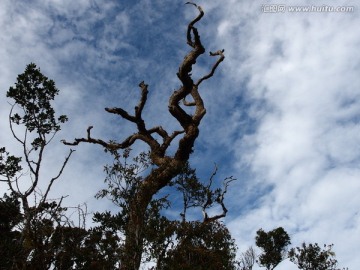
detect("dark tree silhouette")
[1,63,123,269]
[239,246,256,270]
[255,227,291,270]
[289,243,348,270]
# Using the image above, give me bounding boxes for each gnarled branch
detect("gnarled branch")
[185,2,204,47]
[64,82,153,148]
[196,49,225,87]
[63,4,224,166]
[63,126,150,151]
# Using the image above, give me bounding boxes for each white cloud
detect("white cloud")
[215,0,360,268]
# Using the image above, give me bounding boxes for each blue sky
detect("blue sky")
[1,0,359,269]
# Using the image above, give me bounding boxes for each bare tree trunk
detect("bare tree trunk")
[121,160,182,269]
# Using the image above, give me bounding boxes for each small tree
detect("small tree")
[159,221,237,270]
[255,227,291,270]
[63,3,225,269]
[0,63,74,268]
[239,246,256,270]
[288,243,348,270]
[1,63,122,269]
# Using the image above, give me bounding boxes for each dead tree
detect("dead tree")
[63,3,224,269]
[240,246,256,270]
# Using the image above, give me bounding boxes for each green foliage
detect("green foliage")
[289,243,347,270]
[2,63,70,188]
[7,63,67,138]
[158,221,237,270]
[255,227,291,270]
[0,193,56,269]
[0,64,77,269]
[0,194,22,269]
[0,192,122,270]
[174,163,213,219]
[93,149,238,269]
[0,147,22,179]
[51,226,121,269]
[174,164,203,211]
[94,149,155,232]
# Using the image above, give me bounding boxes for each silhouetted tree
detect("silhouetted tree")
[0,194,22,269]
[288,243,348,270]
[255,227,291,270]
[239,246,256,270]
[158,221,237,270]
[0,63,76,268]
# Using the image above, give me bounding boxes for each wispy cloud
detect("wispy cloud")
[212,1,360,268]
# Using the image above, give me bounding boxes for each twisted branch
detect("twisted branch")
[63,3,224,165]
[63,82,162,157]
[196,49,225,87]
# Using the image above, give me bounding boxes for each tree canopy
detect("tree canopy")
[289,243,348,270]
[255,227,291,270]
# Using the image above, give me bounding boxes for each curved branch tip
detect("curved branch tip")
[185,2,197,7]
